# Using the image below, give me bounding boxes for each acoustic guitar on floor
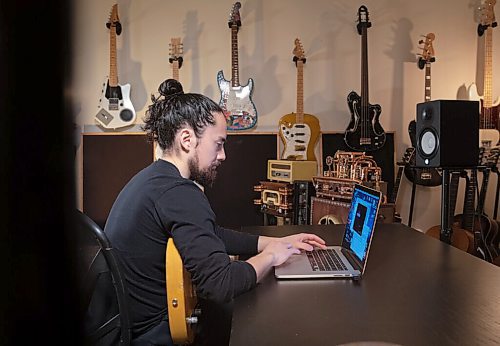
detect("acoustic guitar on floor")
[279,38,320,161]
[166,238,200,345]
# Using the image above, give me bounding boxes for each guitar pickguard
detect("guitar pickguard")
[344,91,386,151]
[217,70,257,130]
[96,79,136,129]
[280,123,311,160]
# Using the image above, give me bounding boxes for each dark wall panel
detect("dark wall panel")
[205,134,278,229]
[83,133,154,228]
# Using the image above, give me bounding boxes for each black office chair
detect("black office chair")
[76,209,132,345]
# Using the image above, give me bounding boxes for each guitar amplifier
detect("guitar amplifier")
[267,159,318,183]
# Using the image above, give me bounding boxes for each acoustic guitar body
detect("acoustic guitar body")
[279,112,320,161]
[425,224,471,253]
[166,238,198,345]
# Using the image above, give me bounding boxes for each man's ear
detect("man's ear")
[178,127,196,153]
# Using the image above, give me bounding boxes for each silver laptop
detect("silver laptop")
[275,184,382,279]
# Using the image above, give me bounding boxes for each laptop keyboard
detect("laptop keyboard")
[307,249,348,271]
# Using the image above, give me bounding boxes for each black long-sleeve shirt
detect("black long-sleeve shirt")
[105,159,259,335]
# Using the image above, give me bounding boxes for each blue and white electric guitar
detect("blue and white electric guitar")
[217,2,257,131]
[95,4,136,130]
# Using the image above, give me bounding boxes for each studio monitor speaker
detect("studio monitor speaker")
[416,100,479,168]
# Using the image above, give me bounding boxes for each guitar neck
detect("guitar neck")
[477,168,491,214]
[424,62,431,102]
[109,26,118,87]
[461,171,477,231]
[172,61,180,82]
[231,25,240,87]
[483,27,493,109]
[296,60,304,124]
[360,26,369,110]
[391,165,404,203]
[448,172,460,221]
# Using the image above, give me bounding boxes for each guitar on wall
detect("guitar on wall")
[217,2,258,131]
[344,5,386,152]
[169,37,183,82]
[166,239,199,345]
[405,33,442,187]
[279,39,320,161]
[95,4,137,130]
[468,0,500,148]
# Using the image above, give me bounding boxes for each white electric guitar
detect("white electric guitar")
[279,39,320,161]
[468,0,499,149]
[95,4,136,130]
[217,2,257,131]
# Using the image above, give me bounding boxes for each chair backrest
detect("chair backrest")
[76,209,132,345]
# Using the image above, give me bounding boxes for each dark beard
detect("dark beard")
[188,155,219,188]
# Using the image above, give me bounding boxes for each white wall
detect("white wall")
[71,0,500,232]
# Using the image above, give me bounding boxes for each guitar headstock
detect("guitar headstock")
[478,0,497,36]
[417,32,436,69]
[106,4,122,35]
[169,37,184,68]
[228,2,242,29]
[293,38,306,66]
[356,5,372,35]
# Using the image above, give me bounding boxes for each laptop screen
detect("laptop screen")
[341,184,381,265]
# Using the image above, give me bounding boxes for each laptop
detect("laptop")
[274,184,382,279]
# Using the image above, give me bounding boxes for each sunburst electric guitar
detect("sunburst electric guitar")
[169,37,183,82]
[279,39,320,161]
[166,239,199,345]
[95,4,136,130]
[344,5,386,151]
[468,0,500,148]
[405,33,442,187]
[217,2,257,130]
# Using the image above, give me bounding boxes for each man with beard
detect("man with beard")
[104,79,326,345]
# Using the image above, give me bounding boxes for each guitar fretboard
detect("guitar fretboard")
[360,25,370,119]
[424,62,431,102]
[172,61,180,82]
[231,25,240,87]
[296,60,304,124]
[109,23,118,87]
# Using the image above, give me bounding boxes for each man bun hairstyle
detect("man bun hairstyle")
[143,79,224,151]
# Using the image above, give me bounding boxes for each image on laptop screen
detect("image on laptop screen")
[342,185,380,264]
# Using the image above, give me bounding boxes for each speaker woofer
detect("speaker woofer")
[418,128,439,158]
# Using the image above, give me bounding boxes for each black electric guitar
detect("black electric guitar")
[279,39,320,161]
[405,33,442,187]
[217,2,257,131]
[95,4,136,130]
[169,37,183,82]
[344,5,386,152]
[166,239,199,345]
